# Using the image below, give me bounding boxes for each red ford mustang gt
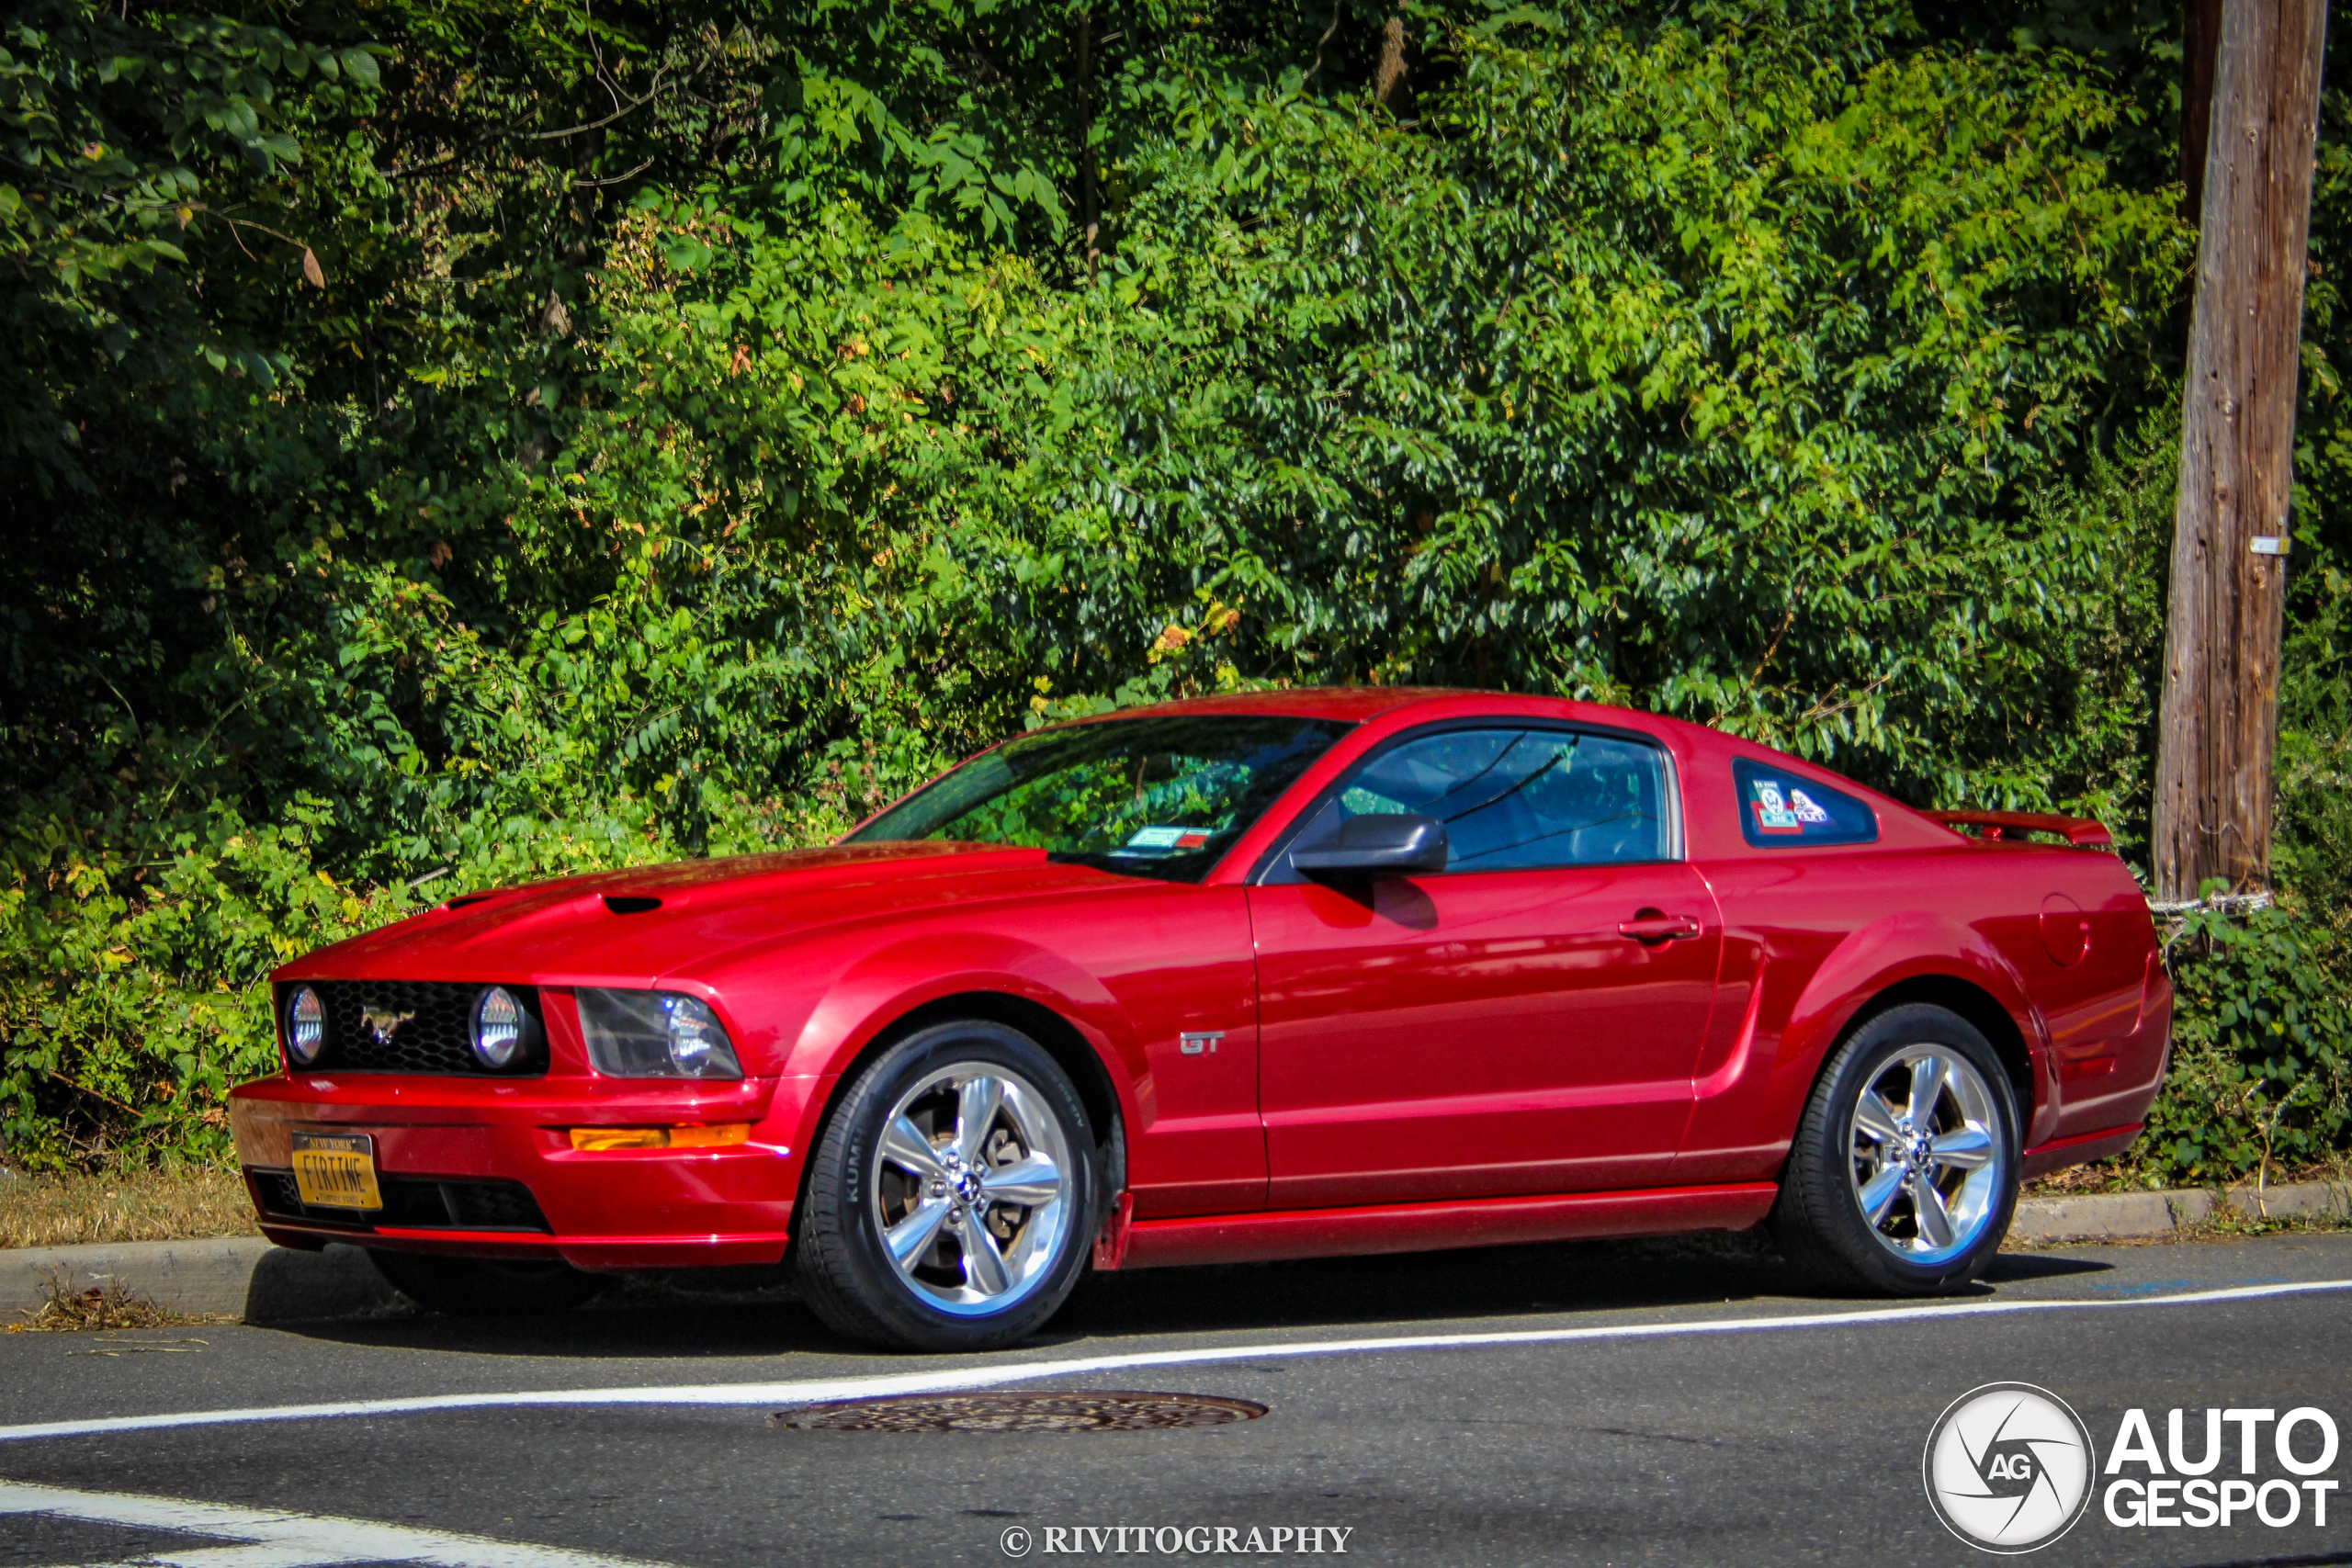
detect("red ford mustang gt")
[229,688,2170,1349]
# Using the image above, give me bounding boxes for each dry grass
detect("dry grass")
[2025,1156,2352,1200]
[0,1167,258,1251]
[6,1269,232,1333]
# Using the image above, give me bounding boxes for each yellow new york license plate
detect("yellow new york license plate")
[291,1132,382,1211]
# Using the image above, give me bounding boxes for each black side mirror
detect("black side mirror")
[1290,813,1450,879]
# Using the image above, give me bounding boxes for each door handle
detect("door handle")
[1618,912,1702,942]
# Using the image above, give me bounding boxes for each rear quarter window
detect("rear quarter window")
[1733,757,1879,848]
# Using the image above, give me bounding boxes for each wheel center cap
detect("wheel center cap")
[1908,1135,1934,1170]
[951,1168,984,1205]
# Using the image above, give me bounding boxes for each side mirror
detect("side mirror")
[1290,813,1450,879]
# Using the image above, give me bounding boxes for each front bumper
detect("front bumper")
[228,1071,814,1271]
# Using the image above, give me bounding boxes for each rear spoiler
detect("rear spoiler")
[1925,810,2115,851]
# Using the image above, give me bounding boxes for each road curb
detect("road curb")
[4,1237,401,1325]
[2012,1178,2352,1245]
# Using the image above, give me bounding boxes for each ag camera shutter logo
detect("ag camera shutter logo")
[1923,1382,2098,1552]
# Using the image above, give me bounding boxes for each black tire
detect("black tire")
[1770,1002,2022,1295]
[794,1020,1102,1352]
[368,1249,611,1316]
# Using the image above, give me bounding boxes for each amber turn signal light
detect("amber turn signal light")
[569,1123,752,1151]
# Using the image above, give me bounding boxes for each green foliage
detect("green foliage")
[0,1,378,489]
[2137,901,2352,1189]
[0,0,2346,1176]
[0,806,399,1163]
[1039,18,2192,806]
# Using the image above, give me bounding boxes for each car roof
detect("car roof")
[1052,686,1726,747]
[1060,686,1486,724]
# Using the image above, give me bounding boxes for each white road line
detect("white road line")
[0,1480,686,1567]
[3,1278,2347,1449]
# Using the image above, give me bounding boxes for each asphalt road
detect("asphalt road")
[6,1229,2352,1568]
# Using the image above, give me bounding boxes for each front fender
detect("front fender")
[775,931,1148,1173]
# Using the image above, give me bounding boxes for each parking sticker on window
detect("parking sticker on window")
[1733,757,1879,848]
[1749,778,1805,835]
[1123,825,1213,854]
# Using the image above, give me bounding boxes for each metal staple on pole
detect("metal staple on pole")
[2146,889,2277,917]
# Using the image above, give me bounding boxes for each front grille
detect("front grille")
[247,1168,552,1233]
[280,980,544,1075]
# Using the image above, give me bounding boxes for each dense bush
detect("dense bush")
[0,0,2346,1180]
[2143,903,2352,1190]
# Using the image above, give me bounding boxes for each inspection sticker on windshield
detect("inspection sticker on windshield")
[1125,825,1212,853]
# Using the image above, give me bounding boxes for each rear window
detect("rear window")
[1733,757,1878,848]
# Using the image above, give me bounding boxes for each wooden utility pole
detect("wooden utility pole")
[1374,7,1408,109]
[2182,0,2225,221]
[2153,0,2327,905]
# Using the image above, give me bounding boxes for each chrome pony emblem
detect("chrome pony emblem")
[359,1008,415,1046]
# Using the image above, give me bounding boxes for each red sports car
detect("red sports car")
[229,689,2170,1349]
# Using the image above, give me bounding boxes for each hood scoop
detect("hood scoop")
[603,895,664,915]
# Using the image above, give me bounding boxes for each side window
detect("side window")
[1733,757,1878,847]
[1322,727,1672,871]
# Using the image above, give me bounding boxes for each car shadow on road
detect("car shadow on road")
[260,1229,2113,1361]
[1048,1230,2112,1341]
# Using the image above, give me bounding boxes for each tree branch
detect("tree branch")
[377,65,681,178]
[1303,0,1342,84]
[513,70,672,141]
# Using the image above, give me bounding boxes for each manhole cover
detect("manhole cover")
[772,1391,1268,1433]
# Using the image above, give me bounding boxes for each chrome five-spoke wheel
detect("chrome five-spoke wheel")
[1846,1044,2006,1265]
[1771,1001,2020,1295]
[795,1020,1101,1350]
[872,1065,1075,1315]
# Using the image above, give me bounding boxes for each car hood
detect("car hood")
[277,840,1118,987]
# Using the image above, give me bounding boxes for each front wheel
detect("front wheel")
[1771,1002,2021,1295]
[794,1021,1102,1352]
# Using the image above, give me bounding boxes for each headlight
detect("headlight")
[576,988,743,1079]
[471,986,528,1069]
[286,986,326,1066]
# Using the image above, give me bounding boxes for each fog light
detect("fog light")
[472,986,527,1069]
[569,1123,752,1151]
[286,986,326,1066]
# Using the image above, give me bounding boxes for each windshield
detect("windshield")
[846,715,1352,881]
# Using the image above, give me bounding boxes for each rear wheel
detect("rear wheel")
[368,1250,610,1316]
[1771,1002,2020,1295]
[794,1020,1102,1352]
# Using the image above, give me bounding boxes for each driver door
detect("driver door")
[1248,724,1722,1208]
